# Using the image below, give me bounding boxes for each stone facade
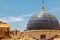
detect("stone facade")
[24,30,60,40]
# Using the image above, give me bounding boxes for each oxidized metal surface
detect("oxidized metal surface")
[27,13,59,30]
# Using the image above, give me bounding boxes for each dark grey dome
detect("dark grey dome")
[27,12,59,30]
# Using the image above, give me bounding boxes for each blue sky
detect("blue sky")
[0,0,60,31]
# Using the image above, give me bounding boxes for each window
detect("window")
[40,35,46,39]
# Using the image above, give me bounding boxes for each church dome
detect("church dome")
[27,1,59,30]
[27,12,59,30]
[0,21,10,28]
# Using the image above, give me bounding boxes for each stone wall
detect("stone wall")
[24,30,60,40]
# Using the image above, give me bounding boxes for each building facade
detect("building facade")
[0,1,60,40]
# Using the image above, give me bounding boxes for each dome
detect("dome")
[27,12,59,30]
[27,1,59,30]
[0,21,10,28]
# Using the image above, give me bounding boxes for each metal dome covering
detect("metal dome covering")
[27,1,60,30]
[27,12,59,30]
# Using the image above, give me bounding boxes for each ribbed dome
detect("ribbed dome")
[0,21,10,28]
[27,1,60,30]
[27,12,59,30]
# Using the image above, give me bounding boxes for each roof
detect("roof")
[27,13,59,30]
[0,21,10,28]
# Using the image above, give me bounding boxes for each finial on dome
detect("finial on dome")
[41,1,45,13]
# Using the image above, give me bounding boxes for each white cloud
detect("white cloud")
[52,8,60,12]
[48,8,60,13]
[9,17,24,21]
[19,12,37,17]
[0,12,37,22]
[0,16,24,22]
